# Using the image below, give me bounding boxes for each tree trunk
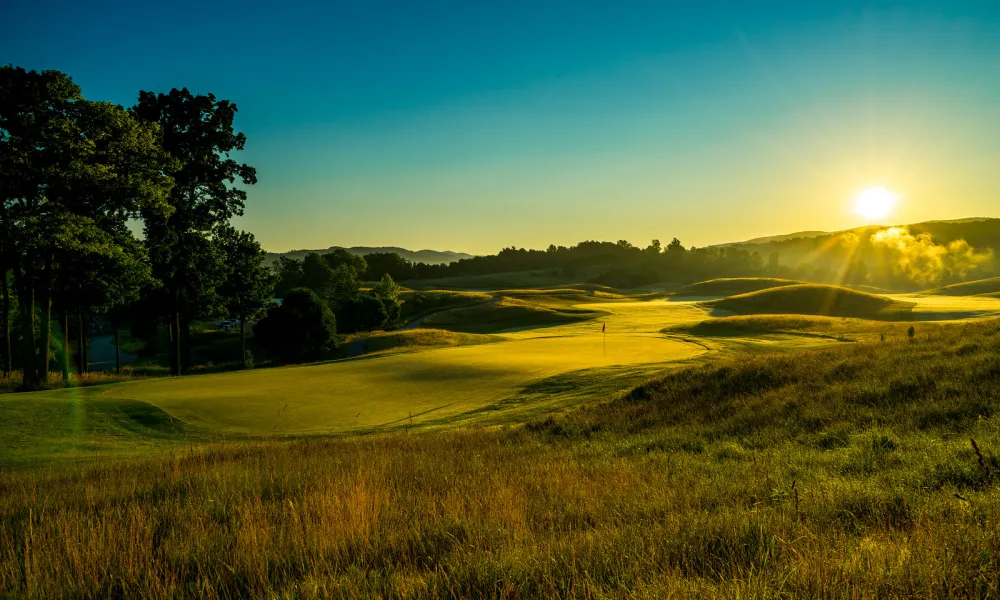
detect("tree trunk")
[38,257,53,384]
[77,310,85,374]
[20,286,38,388]
[173,288,182,376]
[174,312,182,376]
[1,268,10,377]
[61,308,70,382]
[240,315,247,368]
[114,320,121,375]
[77,309,89,375]
[180,317,191,373]
[82,319,88,374]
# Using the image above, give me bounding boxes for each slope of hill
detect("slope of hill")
[674,277,804,297]
[265,246,473,266]
[421,296,606,333]
[921,276,1000,297]
[718,218,1000,291]
[707,284,914,319]
[728,217,995,247]
[734,230,828,245]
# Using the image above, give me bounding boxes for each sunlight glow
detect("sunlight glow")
[854,186,898,221]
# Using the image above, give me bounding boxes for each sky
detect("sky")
[4,1,1000,254]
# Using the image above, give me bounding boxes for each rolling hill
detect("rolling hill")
[674,277,804,297]
[421,296,606,333]
[706,284,914,319]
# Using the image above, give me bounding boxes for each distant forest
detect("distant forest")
[284,219,1000,292]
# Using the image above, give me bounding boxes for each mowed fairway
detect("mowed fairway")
[93,336,702,433]
[65,299,713,435]
[889,292,1000,320]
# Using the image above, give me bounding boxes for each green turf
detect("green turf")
[921,275,1000,297]
[5,291,997,470]
[663,313,943,343]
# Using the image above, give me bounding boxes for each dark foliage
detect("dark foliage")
[254,288,335,363]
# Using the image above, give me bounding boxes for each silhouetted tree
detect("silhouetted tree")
[300,253,335,297]
[133,87,256,375]
[329,263,361,302]
[363,252,413,280]
[214,224,276,367]
[254,288,335,363]
[1,67,172,387]
[322,248,367,275]
[372,274,402,324]
[336,294,389,333]
[272,257,303,297]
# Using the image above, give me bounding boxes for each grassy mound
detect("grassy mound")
[421,296,606,333]
[922,276,1000,297]
[357,329,503,354]
[399,290,491,323]
[708,284,914,319]
[0,394,204,468]
[675,277,804,297]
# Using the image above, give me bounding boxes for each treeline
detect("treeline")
[353,239,788,288]
[0,66,407,389]
[0,66,280,388]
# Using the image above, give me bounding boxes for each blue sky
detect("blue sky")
[4,1,1000,253]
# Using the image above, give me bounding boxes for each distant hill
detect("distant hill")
[734,231,829,245]
[715,217,1000,246]
[718,217,1000,290]
[264,246,473,266]
[727,218,996,246]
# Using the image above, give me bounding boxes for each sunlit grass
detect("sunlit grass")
[921,275,1000,297]
[3,319,1000,597]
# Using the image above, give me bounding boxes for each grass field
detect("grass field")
[4,318,1000,597]
[707,283,916,319]
[5,287,1000,597]
[921,276,1000,297]
[1,296,719,466]
[663,314,944,342]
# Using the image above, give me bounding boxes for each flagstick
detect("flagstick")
[603,326,606,356]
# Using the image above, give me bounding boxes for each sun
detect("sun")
[854,186,898,221]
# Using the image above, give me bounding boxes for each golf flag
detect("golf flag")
[601,323,605,333]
